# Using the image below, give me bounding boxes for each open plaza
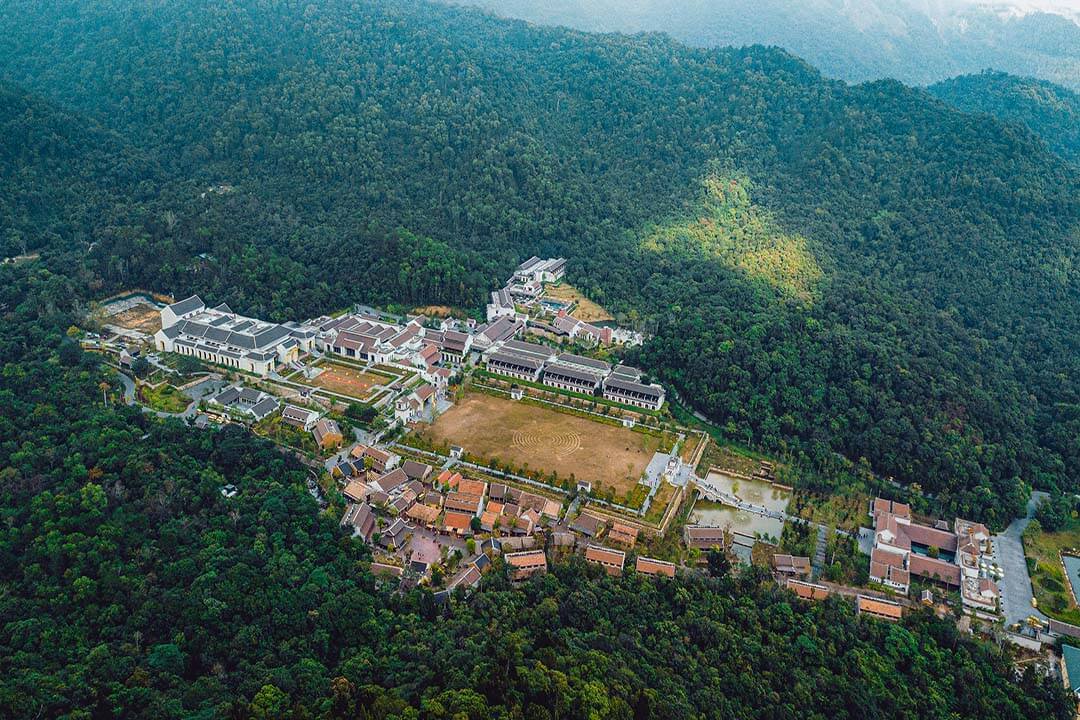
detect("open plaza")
[410,392,662,496]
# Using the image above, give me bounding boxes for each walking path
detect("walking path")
[811,526,827,581]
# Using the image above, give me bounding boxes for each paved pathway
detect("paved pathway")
[811,525,827,581]
[995,491,1049,627]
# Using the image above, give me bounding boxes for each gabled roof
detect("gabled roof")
[505,550,547,568]
[570,513,603,536]
[282,404,318,425]
[212,387,241,406]
[585,544,625,568]
[857,596,903,620]
[167,295,205,316]
[401,460,432,481]
[406,502,440,525]
[443,510,473,532]
[372,468,409,494]
[636,556,676,578]
[249,397,279,419]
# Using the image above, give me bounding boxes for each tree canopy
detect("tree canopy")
[1,0,1078,527]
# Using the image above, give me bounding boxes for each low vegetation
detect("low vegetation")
[1024,518,1080,624]
[137,382,189,413]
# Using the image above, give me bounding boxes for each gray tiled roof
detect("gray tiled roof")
[555,353,610,372]
[544,363,603,385]
[213,387,241,406]
[490,352,544,371]
[248,397,279,419]
[604,375,663,399]
[167,295,205,316]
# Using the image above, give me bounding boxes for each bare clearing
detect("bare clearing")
[414,393,659,495]
[308,362,386,400]
[110,304,162,334]
[542,283,613,323]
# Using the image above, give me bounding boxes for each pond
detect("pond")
[705,470,791,514]
[689,502,785,543]
[1062,554,1080,602]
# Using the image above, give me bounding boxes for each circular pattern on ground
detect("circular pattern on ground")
[512,429,583,459]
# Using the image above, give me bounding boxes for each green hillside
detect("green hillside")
[930,71,1080,165]
[0,264,1071,718]
[1,0,1079,524]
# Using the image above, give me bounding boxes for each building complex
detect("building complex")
[868,498,999,615]
[155,296,316,376]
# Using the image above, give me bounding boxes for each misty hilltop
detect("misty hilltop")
[457,0,1080,89]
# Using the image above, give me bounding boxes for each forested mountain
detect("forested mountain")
[930,71,1080,165]
[0,264,1072,719]
[457,0,1080,89]
[2,0,1079,526]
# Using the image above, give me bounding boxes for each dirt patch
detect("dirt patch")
[542,283,613,323]
[110,304,162,334]
[413,393,659,496]
[308,363,386,400]
[412,305,458,318]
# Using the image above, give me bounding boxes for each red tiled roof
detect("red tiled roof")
[443,511,473,531]
[908,554,961,586]
[858,596,903,620]
[636,556,675,577]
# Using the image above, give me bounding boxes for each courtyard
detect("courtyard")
[411,392,661,498]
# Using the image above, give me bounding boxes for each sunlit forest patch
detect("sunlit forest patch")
[641,175,824,303]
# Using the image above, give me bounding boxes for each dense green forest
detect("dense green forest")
[0,264,1072,719]
[930,71,1080,165]
[1,0,1079,527]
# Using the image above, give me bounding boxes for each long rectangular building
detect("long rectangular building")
[485,340,556,381]
[602,365,665,411]
[155,296,316,376]
[542,353,610,394]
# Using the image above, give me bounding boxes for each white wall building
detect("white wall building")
[155,296,316,376]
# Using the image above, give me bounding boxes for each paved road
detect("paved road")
[995,491,1049,627]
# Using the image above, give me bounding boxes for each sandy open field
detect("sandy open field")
[415,393,659,493]
[542,283,613,323]
[109,304,162,334]
[308,362,388,400]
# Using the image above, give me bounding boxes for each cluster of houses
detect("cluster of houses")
[487,257,568,316]
[868,498,1000,616]
[484,340,665,410]
[767,551,908,622]
[335,448,678,588]
[205,385,344,448]
[155,295,317,376]
[487,257,642,348]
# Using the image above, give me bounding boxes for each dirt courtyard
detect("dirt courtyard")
[307,362,388,400]
[415,393,659,493]
[109,304,162,334]
[541,283,613,323]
